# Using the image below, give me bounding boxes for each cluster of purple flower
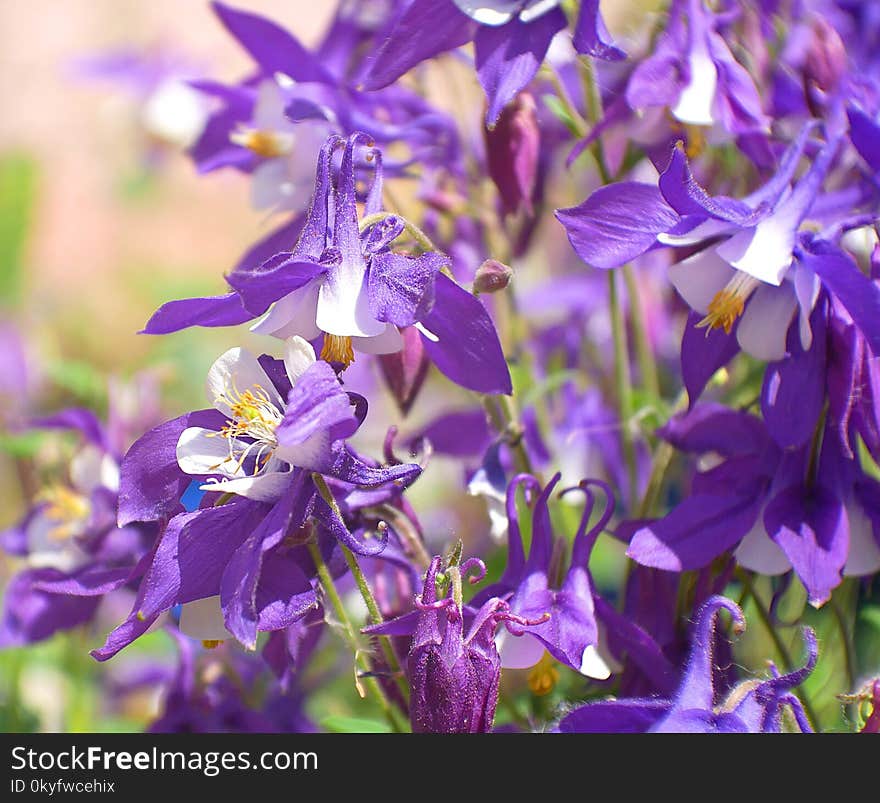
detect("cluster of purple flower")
[4,0,880,734]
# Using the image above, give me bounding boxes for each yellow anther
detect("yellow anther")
[320,334,355,368]
[527,652,560,697]
[229,127,292,159]
[37,485,90,541]
[697,271,760,334]
[201,640,224,650]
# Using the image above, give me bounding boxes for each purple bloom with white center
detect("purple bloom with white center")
[626,401,880,606]
[558,127,880,366]
[91,337,420,658]
[558,596,817,733]
[144,132,512,395]
[363,0,623,125]
[626,0,767,136]
[0,408,155,646]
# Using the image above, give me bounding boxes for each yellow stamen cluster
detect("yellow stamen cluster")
[697,272,760,334]
[229,127,292,159]
[201,640,224,650]
[527,652,560,697]
[320,334,355,367]
[211,383,283,475]
[37,485,91,541]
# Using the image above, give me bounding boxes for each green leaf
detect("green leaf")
[0,430,44,458]
[320,715,392,734]
[0,154,37,306]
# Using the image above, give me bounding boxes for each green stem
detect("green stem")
[736,569,820,728]
[830,595,856,691]
[623,263,660,399]
[306,539,406,733]
[608,271,637,507]
[481,395,533,476]
[312,474,410,703]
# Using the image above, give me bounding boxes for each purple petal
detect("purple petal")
[368,251,444,327]
[798,241,880,356]
[226,255,325,316]
[556,183,679,269]
[848,105,880,172]
[475,11,566,126]
[232,213,306,274]
[31,565,138,597]
[627,492,763,571]
[419,272,512,394]
[680,311,741,406]
[761,307,826,449]
[572,0,625,60]
[32,408,108,451]
[658,403,770,459]
[764,484,849,606]
[211,2,334,84]
[361,0,476,90]
[141,293,253,335]
[558,698,668,733]
[378,326,430,416]
[407,408,491,457]
[117,409,226,527]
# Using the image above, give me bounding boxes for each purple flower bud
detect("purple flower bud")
[485,92,540,216]
[406,556,537,733]
[473,259,513,294]
[378,325,430,415]
[804,18,847,93]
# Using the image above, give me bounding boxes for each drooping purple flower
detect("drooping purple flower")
[626,0,768,136]
[558,127,880,368]
[144,133,512,395]
[558,596,817,733]
[0,407,156,646]
[625,400,880,606]
[362,0,623,125]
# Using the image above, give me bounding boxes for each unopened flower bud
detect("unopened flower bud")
[473,259,513,294]
[485,92,540,216]
[804,18,847,93]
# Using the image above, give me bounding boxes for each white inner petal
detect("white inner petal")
[715,214,797,286]
[316,255,386,338]
[283,335,317,386]
[668,248,737,314]
[497,631,546,670]
[671,33,718,126]
[178,596,231,642]
[843,501,880,576]
[580,644,612,680]
[251,282,322,342]
[274,431,330,472]
[177,427,246,478]
[199,469,292,502]
[736,283,797,362]
[351,324,404,355]
[734,515,792,575]
[206,347,282,416]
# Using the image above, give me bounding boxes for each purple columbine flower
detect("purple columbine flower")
[625,401,880,606]
[558,126,880,367]
[0,408,155,646]
[469,473,615,678]
[362,0,623,125]
[92,337,421,658]
[626,0,767,136]
[144,132,512,395]
[558,596,817,733]
[370,554,547,733]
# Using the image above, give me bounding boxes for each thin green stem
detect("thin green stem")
[481,395,533,476]
[312,473,410,703]
[623,263,660,399]
[830,595,856,691]
[306,539,406,733]
[736,569,820,728]
[608,271,637,507]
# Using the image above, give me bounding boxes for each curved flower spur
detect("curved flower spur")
[145,131,511,396]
